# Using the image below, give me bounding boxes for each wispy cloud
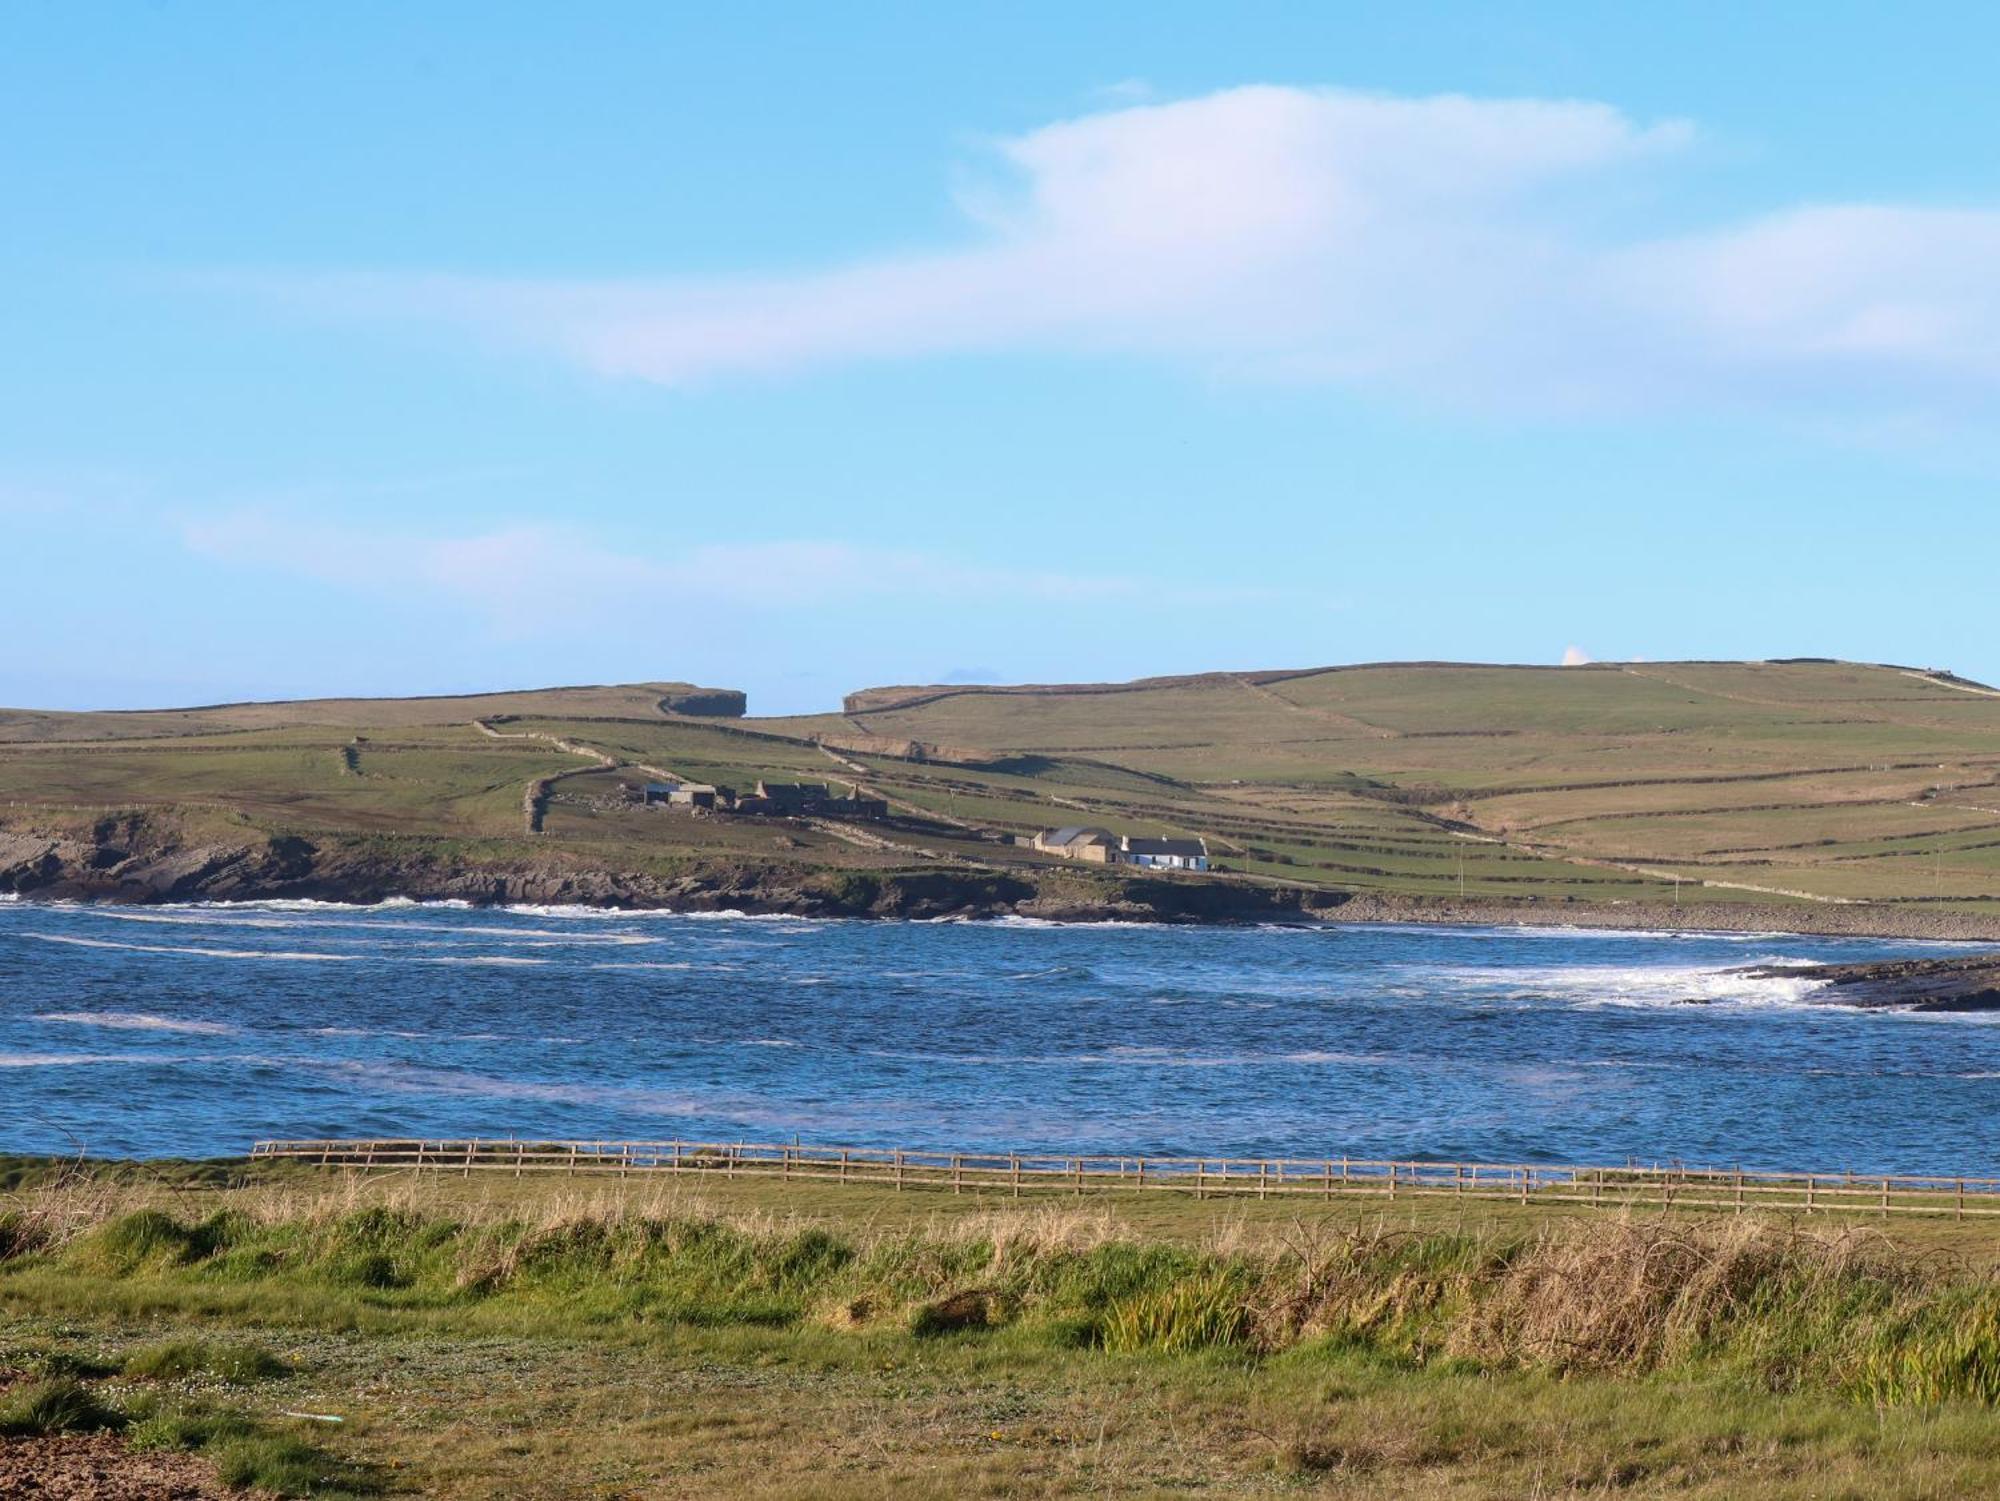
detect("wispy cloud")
[225,84,2000,421]
[178,511,1231,628]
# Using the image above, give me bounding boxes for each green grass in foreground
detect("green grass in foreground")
[6,1171,2000,1496]
[0,1347,364,1496]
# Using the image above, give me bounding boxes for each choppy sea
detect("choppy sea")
[2,897,1994,1172]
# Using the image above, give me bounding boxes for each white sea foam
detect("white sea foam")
[26,933,364,962]
[492,903,646,919]
[1422,958,1834,1011]
[411,955,548,967]
[36,1011,236,1035]
[987,915,1161,930]
[25,932,554,966]
[0,1051,148,1067]
[677,909,827,923]
[83,910,654,944]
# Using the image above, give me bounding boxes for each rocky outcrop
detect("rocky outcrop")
[1738,954,2000,1012]
[659,689,747,718]
[0,812,1331,921]
[3,811,1998,936]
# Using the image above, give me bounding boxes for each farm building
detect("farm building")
[1122,836,1210,872]
[1032,828,1211,870]
[735,780,887,820]
[1030,826,1122,864]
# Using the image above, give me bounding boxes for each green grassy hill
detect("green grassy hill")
[4,661,1998,921]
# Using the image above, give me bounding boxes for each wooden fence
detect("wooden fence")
[249,1138,2000,1220]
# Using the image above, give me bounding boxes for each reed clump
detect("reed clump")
[6,1180,1999,1408]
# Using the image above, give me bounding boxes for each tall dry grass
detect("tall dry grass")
[6,1173,1997,1405]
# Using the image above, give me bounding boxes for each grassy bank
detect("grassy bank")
[6,1170,2000,1496]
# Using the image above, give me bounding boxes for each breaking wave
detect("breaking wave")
[37,1011,236,1035]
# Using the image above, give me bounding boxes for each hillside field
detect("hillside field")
[4,660,1999,923]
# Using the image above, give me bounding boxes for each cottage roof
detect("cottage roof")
[1123,836,1208,858]
[1045,825,1115,847]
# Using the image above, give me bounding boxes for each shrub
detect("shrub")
[213,1433,368,1497]
[0,1378,126,1436]
[1101,1275,1253,1355]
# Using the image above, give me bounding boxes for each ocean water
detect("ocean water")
[1,898,1995,1173]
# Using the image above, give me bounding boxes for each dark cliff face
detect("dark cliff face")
[659,688,748,718]
[0,817,1334,923]
[5,815,1999,937]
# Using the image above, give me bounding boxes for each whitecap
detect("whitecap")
[411,955,548,967]
[36,1011,236,1035]
[26,933,363,962]
[0,1051,149,1067]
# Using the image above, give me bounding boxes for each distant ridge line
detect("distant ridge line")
[842,658,1966,717]
[15,681,710,719]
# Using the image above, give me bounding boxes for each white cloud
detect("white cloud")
[179,511,1197,627]
[1562,645,1593,666]
[234,85,2000,420]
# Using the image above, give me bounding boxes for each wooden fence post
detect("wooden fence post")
[1011,1154,1020,1198]
[464,1139,477,1179]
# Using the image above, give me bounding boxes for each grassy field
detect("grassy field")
[7,1165,2000,1497]
[3,660,1999,919]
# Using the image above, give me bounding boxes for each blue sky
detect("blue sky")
[6,4,1998,714]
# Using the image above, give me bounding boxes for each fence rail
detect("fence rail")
[249,1138,2000,1220]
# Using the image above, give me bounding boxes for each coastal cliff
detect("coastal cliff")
[0,813,1330,923]
[4,811,1999,938]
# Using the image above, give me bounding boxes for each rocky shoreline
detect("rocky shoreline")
[1738,955,2000,1012]
[4,815,1999,940]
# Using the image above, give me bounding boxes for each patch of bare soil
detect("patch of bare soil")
[0,1433,228,1500]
